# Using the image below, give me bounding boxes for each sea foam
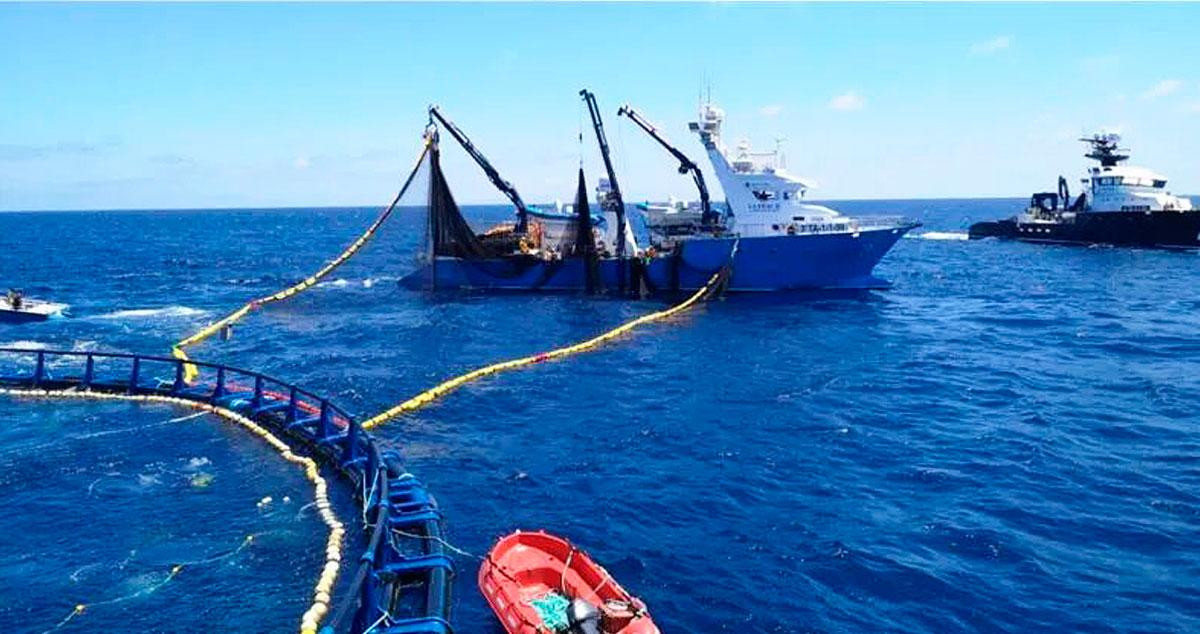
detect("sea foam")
[93,305,208,320]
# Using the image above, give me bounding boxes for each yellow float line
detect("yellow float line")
[361,266,728,430]
[0,387,343,634]
[172,141,433,383]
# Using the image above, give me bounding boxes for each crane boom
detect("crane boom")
[428,105,529,233]
[579,89,628,271]
[617,104,717,227]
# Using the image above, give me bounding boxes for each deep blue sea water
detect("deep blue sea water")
[2,199,1199,632]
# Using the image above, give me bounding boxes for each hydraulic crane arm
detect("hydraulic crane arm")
[428,105,529,233]
[580,89,628,263]
[617,104,717,227]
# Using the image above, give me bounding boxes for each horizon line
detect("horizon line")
[0,195,1049,214]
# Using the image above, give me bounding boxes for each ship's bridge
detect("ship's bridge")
[1074,132,1194,212]
[1087,165,1169,189]
[727,141,816,198]
[691,101,910,237]
[1085,165,1192,212]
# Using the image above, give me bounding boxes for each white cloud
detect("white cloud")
[1141,79,1184,100]
[828,92,865,111]
[293,156,311,170]
[759,104,784,117]
[970,36,1011,55]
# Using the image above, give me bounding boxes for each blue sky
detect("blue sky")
[2,2,1199,210]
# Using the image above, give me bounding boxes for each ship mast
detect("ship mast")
[1081,133,1130,167]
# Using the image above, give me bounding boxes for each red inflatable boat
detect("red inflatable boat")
[479,531,660,634]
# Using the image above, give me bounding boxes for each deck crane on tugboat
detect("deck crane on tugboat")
[428,105,530,234]
[580,89,630,293]
[617,104,719,229]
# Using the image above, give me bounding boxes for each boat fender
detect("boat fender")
[567,598,603,634]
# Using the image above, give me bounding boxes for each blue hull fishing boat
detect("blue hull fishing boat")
[403,229,908,292]
[403,95,915,294]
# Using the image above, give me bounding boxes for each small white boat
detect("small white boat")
[1,290,67,323]
[636,197,706,236]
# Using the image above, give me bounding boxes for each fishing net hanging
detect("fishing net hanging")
[400,138,507,261]
[429,143,501,259]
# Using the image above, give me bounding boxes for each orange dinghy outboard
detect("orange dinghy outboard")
[479,530,660,634]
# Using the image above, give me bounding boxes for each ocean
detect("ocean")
[2,199,1198,632]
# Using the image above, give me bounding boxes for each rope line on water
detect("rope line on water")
[391,528,480,560]
[361,241,738,430]
[171,142,432,383]
[0,388,344,634]
[44,536,255,634]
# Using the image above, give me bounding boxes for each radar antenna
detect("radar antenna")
[1080,132,1130,167]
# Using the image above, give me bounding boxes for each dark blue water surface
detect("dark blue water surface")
[2,200,1199,633]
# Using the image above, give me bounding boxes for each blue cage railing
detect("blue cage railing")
[0,347,453,634]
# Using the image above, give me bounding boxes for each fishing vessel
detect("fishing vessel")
[479,530,659,634]
[969,133,1199,247]
[664,101,918,290]
[0,289,66,323]
[401,93,917,293]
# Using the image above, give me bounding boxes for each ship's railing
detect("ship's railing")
[0,347,453,634]
[760,215,911,237]
[847,214,912,230]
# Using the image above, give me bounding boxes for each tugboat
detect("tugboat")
[969,133,1199,247]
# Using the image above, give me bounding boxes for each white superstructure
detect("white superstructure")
[1077,134,1192,213]
[688,103,902,238]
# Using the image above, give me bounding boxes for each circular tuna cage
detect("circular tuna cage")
[0,347,453,634]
